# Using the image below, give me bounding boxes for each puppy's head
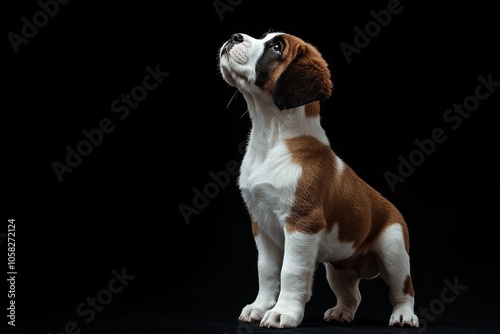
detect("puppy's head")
[218,32,333,110]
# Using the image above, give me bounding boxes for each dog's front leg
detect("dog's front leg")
[260,229,320,329]
[239,230,283,323]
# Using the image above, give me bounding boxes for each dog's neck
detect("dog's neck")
[242,93,330,151]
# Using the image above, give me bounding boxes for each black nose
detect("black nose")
[230,33,244,44]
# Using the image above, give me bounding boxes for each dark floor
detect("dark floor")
[17,308,500,334]
[12,265,500,334]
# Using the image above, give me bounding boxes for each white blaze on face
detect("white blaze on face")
[219,32,283,89]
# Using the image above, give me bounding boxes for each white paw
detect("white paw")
[238,303,270,322]
[260,306,303,329]
[389,310,419,328]
[323,305,355,323]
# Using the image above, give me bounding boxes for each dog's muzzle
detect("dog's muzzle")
[222,33,244,54]
[221,33,248,65]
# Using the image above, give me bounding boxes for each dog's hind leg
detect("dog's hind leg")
[324,252,379,322]
[323,252,378,323]
[323,262,362,323]
[375,223,419,328]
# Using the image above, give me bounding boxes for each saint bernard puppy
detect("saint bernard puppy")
[218,31,419,329]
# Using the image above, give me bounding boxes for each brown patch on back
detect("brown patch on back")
[403,275,415,297]
[285,135,410,255]
[327,167,409,254]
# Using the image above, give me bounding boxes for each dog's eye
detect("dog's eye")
[270,42,282,55]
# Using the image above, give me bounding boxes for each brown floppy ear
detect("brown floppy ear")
[273,45,333,111]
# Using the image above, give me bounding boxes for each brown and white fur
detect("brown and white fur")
[218,31,419,329]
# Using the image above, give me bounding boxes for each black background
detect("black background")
[4,1,499,333]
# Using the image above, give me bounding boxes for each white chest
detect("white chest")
[238,142,302,240]
[237,138,357,263]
